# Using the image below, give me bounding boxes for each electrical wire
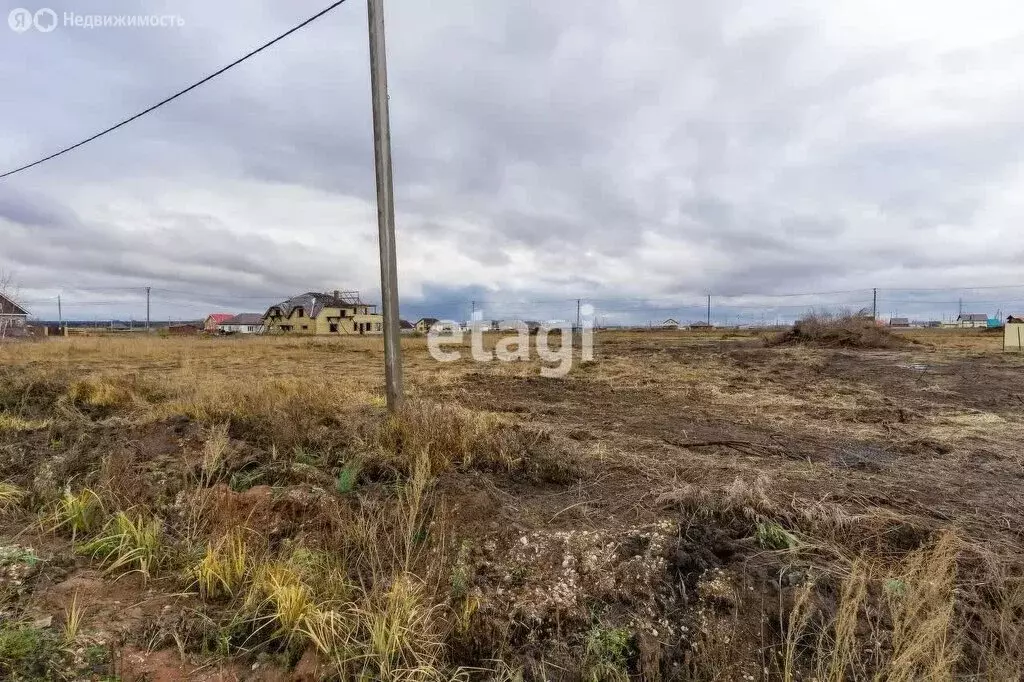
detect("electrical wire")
[0,0,350,179]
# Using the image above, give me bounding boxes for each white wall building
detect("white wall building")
[219,313,264,334]
[957,313,989,329]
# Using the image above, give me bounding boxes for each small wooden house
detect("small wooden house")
[1005,316,1024,351]
[0,293,28,338]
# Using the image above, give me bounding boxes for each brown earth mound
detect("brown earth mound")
[768,314,910,349]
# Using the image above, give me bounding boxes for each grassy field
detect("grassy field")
[0,327,1022,680]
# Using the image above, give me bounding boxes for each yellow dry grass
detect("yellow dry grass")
[0,481,26,511]
[0,413,52,432]
[80,510,163,580]
[193,528,250,600]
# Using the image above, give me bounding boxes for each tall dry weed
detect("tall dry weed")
[376,400,524,475]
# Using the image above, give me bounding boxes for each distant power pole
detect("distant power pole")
[706,294,711,326]
[368,0,404,411]
[958,297,963,318]
[576,299,581,331]
[146,287,151,331]
[57,295,62,330]
[872,288,877,320]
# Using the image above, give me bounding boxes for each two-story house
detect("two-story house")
[263,291,383,335]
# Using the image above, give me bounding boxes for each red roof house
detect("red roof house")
[203,313,234,332]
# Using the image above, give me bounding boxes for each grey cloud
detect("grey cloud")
[2,0,1024,322]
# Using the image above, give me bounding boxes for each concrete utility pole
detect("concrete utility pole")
[146,287,151,331]
[872,288,877,320]
[576,299,581,331]
[706,294,711,326]
[367,0,404,410]
[57,295,62,330]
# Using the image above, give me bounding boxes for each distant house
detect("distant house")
[957,313,989,329]
[0,293,29,338]
[204,313,233,332]
[167,324,201,336]
[263,291,383,335]
[688,321,712,329]
[415,318,439,333]
[219,313,264,335]
[494,319,542,333]
[888,317,910,328]
[661,318,680,329]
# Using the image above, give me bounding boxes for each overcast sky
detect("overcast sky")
[2,0,1024,323]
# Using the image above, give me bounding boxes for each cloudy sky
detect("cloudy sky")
[2,0,1023,324]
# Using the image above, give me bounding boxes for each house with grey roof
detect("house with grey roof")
[219,313,265,334]
[0,293,29,338]
[957,313,989,329]
[263,291,383,335]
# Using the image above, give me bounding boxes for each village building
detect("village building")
[219,313,265,334]
[957,313,989,329]
[0,293,28,338]
[263,291,383,335]
[203,313,233,332]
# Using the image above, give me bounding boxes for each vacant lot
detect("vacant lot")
[0,329,1021,680]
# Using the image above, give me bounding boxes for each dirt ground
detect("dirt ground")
[452,331,1024,542]
[0,329,1021,680]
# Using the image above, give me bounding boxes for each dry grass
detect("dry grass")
[0,333,1021,679]
[0,413,52,431]
[80,510,163,580]
[48,487,103,540]
[245,561,343,652]
[192,528,250,600]
[376,400,527,475]
[770,313,910,349]
[785,532,961,681]
[0,481,26,511]
[62,591,86,644]
[198,423,231,487]
[816,558,869,682]
[356,573,446,678]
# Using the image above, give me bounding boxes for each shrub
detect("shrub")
[768,313,909,349]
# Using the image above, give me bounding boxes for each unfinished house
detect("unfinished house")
[263,291,383,335]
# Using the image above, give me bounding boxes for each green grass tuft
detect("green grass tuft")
[583,625,632,682]
[335,460,362,494]
[756,521,800,550]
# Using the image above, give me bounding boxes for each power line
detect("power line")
[0,0,350,180]
[883,283,1024,292]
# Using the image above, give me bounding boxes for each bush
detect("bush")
[768,313,910,349]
